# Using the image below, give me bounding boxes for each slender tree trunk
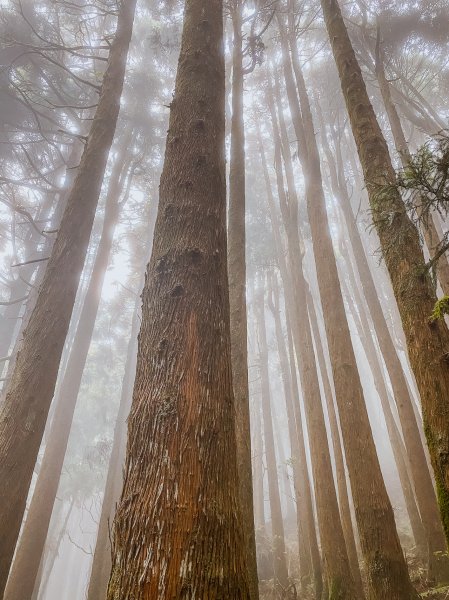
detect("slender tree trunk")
[37,499,75,600]
[228,2,259,597]
[284,9,417,597]
[321,0,449,569]
[319,102,445,575]
[0,2,137,593]
[265,78,357,596]
[267,272,312,592]
[255,284,290,596]
[305,287,365,596]
[337,237,427,557]
[106,0,250,596]
[257,123,322,596]
[4,151,133,600]
[87,294,141,600]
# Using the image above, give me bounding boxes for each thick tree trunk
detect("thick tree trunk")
[106,0,250,596]
[321,0,449,567]
[4,150,132,600]
[0,1,136,594]
[255,285,290,596]
[227,2,259,597]
[284,10,417,597]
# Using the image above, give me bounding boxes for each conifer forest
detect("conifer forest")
[1,0,449,598]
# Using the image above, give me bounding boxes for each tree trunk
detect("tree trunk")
[257,122,322,597]
[87,294,141,600]
[318,101,448,578]
[265,73,356,597]
[374,32,449,298]
[337,235,427,557]
[228,2,259,597]
[106,0,250,596]
[321,0,449,568]
[255,283,290,596]
[4,149,132,600]
[305,287,365,596]
[0,1,136,593]
[284,9,417,597]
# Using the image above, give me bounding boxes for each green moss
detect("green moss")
[430,296,449,322]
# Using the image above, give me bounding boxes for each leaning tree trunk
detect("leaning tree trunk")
[284,9,418,596]
[320,0,449,555]
[106,0,250,596]
[4,147,133,600]
[0,1,137,594]
[267,62,358,598]
[319,106,448,580]
[374,31,449,298]
[227,2,259,597]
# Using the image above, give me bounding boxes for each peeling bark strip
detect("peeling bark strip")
[0,1,137,595]
[320,0,449,561]
[107,0,250,598]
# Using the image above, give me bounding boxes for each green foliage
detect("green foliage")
[430,296,449,322]
[397,132,449,224]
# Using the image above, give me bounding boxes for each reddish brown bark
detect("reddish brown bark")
[106,0,249,596]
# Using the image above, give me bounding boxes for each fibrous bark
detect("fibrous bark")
[106,0,249,596]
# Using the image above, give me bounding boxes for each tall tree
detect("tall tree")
[3,143,134,600]
[106,0,250,596]
[255,281,290,596]
[320,0,449,555]
[227,1,259,596]
[0,1,137,594]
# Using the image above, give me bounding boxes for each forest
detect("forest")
[0,0,448,598]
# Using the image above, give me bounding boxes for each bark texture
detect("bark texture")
[321,0,449,559]
[0,2,136,594]
[106,0,250,596]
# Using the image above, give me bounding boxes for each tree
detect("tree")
[0,0,137,593]
[227,1,259,596]
[106,0,250,596]
[320,0,449,556]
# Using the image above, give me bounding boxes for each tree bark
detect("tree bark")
[0,1,137,594]
[321,0,449,567]
[106,0,250,596]
[228,2,259,597]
